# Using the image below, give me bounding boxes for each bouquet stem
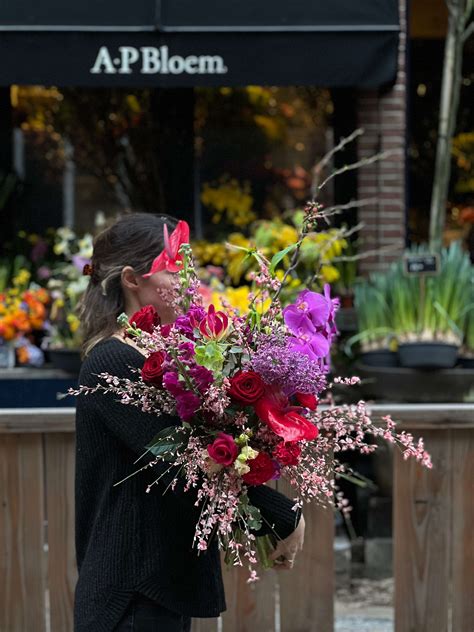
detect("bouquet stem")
[256,534,276,570]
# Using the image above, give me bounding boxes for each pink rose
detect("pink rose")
[207,433,239,466]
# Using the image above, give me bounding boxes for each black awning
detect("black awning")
[0,1,399,87]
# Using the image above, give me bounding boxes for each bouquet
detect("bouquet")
[74,211,432,581]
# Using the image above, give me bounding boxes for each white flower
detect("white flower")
[234,460,251,476]
[240,446,258,461]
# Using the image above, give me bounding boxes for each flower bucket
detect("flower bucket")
[398,342,458,369]
[49,348,82,374]
[0,343,15,369]
[360,349,398,367]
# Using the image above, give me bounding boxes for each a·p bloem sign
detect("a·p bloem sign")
[0,0,400,87]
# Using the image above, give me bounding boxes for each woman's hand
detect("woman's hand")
[269,514,305,570]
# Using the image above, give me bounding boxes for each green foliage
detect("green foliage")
[194,341,225,374]
[349,242,473,352]
[146,427,185,461]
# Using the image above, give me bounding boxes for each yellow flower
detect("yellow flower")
[320,264,340,284]
[67,314,80,333]
[13,269,31,287]
[211,286,251,314]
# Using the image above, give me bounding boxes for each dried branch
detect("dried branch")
[320,198,378,218]
[317,150,395,193]
[330,242,405,263]
[311,128,364,196]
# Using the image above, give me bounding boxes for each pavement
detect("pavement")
[335,577,394,632]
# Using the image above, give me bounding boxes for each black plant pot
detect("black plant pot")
[360,349,399,367]
[49,349,82,374]
[355,363,474,403]
[458,356,474,369]
[398,342,458,369]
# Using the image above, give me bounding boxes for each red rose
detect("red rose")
[254,397,319,442]
[141,351,166,386]
[207,433,239,466]
[160,323,172,337]
[273,441,301,466]
[295,392,319,410]
[228,371,265,404]
[242,452,278,486]
[130,305,160,333]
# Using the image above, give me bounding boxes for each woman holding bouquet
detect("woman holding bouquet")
[74,212,305,632]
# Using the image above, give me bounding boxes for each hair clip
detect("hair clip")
[83,263,94,277]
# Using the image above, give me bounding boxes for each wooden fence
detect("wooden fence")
[0,404,473,632]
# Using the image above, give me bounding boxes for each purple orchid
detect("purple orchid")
[288,333,330,361]
[283,290,330,337]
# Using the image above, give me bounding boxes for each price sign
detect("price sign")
[404,253,440,276]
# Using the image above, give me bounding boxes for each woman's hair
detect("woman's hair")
[79,212,178,357]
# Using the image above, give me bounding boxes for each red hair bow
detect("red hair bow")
[143,220,190,278]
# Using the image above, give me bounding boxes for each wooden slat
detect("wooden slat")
[0,433,46,632]
[451,429,474,631]
[45,433,78,632]
[1,404,474,433]
[191,616,219,632]
[221,480,278,632]
[0,409,76,434]
[278,479,334,632]
[394,430,451,632]
[221,563,276,632]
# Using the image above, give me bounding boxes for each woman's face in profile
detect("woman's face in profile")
[138,269,180,324]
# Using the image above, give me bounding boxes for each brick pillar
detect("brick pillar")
[356,0,407,275]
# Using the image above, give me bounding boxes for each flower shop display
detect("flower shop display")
[350,242,472,370]
[193,212,349,313]
[71,211,432,580]
[0,269,49,368]
[393,243,471,368]
[46,228,92,372]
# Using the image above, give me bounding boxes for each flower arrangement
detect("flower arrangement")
[0,270,49,365]
[72,209,432,581]
[46,228,93,349]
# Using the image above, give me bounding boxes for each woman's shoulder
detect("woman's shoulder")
[79,337,144,384]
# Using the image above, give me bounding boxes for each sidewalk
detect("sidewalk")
[335,578,394,632]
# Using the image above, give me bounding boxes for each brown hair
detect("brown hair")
[79,212,178,357]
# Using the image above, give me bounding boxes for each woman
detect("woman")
[75,212,305,632]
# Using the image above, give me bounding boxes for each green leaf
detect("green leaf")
[269,243,297,274]
[194,341,225,373]
[146,427,184,460]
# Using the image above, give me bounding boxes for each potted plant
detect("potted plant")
[394,243,471,369]
[458,269,474,367]
[347,276,397,367]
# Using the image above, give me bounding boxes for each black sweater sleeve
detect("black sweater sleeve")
[82,338,300,538]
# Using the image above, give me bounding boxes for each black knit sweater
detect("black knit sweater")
[74,338,300,632]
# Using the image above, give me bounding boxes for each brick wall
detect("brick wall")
[356,0,407,275]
